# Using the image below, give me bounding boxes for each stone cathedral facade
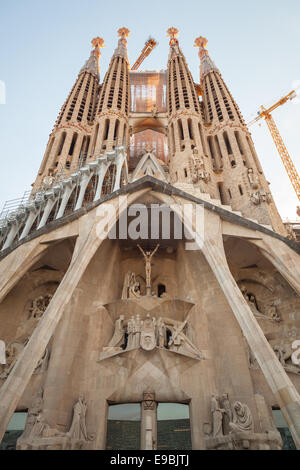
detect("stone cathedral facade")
[0,27,300,451]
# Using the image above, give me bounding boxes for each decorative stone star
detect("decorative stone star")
[91,37,105,49]
[194,36,208,49]
[118,27,130,38]
[167,27,179,39]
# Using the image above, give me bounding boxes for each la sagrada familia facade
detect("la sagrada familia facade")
[0,27,300,450]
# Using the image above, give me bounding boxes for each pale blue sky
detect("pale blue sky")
[0,0,299,219]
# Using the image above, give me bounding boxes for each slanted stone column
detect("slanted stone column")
[199,214,300,449]
[154,191,300,449]
[0,188,149,442]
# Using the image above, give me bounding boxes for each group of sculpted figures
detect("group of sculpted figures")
[0,294,52,380]
[240,286,300,374]
[103,313,202,360]
[210,394,253,438]
[18,389,94,448]
[239,285,281,322]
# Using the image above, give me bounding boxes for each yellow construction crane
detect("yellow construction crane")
[248,90,300,202]
[131,37,158,71]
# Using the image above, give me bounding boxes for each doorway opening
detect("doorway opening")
[157,403,192,450]
[106,403,141,450]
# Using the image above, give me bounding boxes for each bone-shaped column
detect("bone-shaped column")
[113,150,126,192]
[74,168,93,211]
[56,179,76,219]
[93,160,111,202]
[37,189,60,229]
[2,216,24,251]
[19,200,43,240]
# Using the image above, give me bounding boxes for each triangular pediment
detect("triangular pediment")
[131,152,168,183]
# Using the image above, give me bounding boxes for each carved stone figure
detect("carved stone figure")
[21,388,44,439]
[250,190,271,206]
[137,244,160,296]
[122,272,141,299]
[211,395,224,437]
[156,318,167,348]
[29,294,53,320]
[127,316,135,350]
[286,224,297,241]
[264,302,281,322]
[247,168,259,189]
[273,343,294,367]
[67,397,94,441]
[0,340,5,365]
[221,393,233,435]
[0,340,27,379]
[229,401,253,434]
[141,313,156,351]
[17,294,53,339]
[108,315,125,348]
[33,348,50,375]
[191,152,210,184]
[133,314,142,348]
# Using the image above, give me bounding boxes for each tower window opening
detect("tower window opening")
[207,136,216,164]
[187,119,194,140]
[114,120,120,142]
[223,132,233,155]
[235,131,244,155]
[178,120,184,141]
[238,184,243,196]
[57,132,66,156]
[228,189,232,199]
[217,183,225,205]
[68,133,78,156]
[104,119,110,141]
[184,168,188,178]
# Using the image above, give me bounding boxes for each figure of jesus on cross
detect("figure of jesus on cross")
[137,244,160,296]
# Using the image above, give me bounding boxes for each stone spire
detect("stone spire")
[32,38,104,190]
[79,37,105,78]
[91,28,131,156]
[167,27,182,60]
[194,36,219,77]
[113,27,130,61]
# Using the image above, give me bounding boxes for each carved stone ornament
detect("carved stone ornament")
[143,392,156,410]
[140,314,156,351]
[250,190,271,206]
[0,339,28,379]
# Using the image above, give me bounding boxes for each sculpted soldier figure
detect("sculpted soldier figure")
[108,315,125,348]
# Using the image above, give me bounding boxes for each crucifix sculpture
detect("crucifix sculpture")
[137,244,160,296]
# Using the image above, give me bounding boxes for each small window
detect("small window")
[184,168,188,178]
[238,185,243,196]
[158,284,166,298]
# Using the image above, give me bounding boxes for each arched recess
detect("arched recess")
[0,237,76,409]
[223,234,300,341]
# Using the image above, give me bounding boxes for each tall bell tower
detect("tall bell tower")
[33,37,105,190]
[194,36,286,234]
